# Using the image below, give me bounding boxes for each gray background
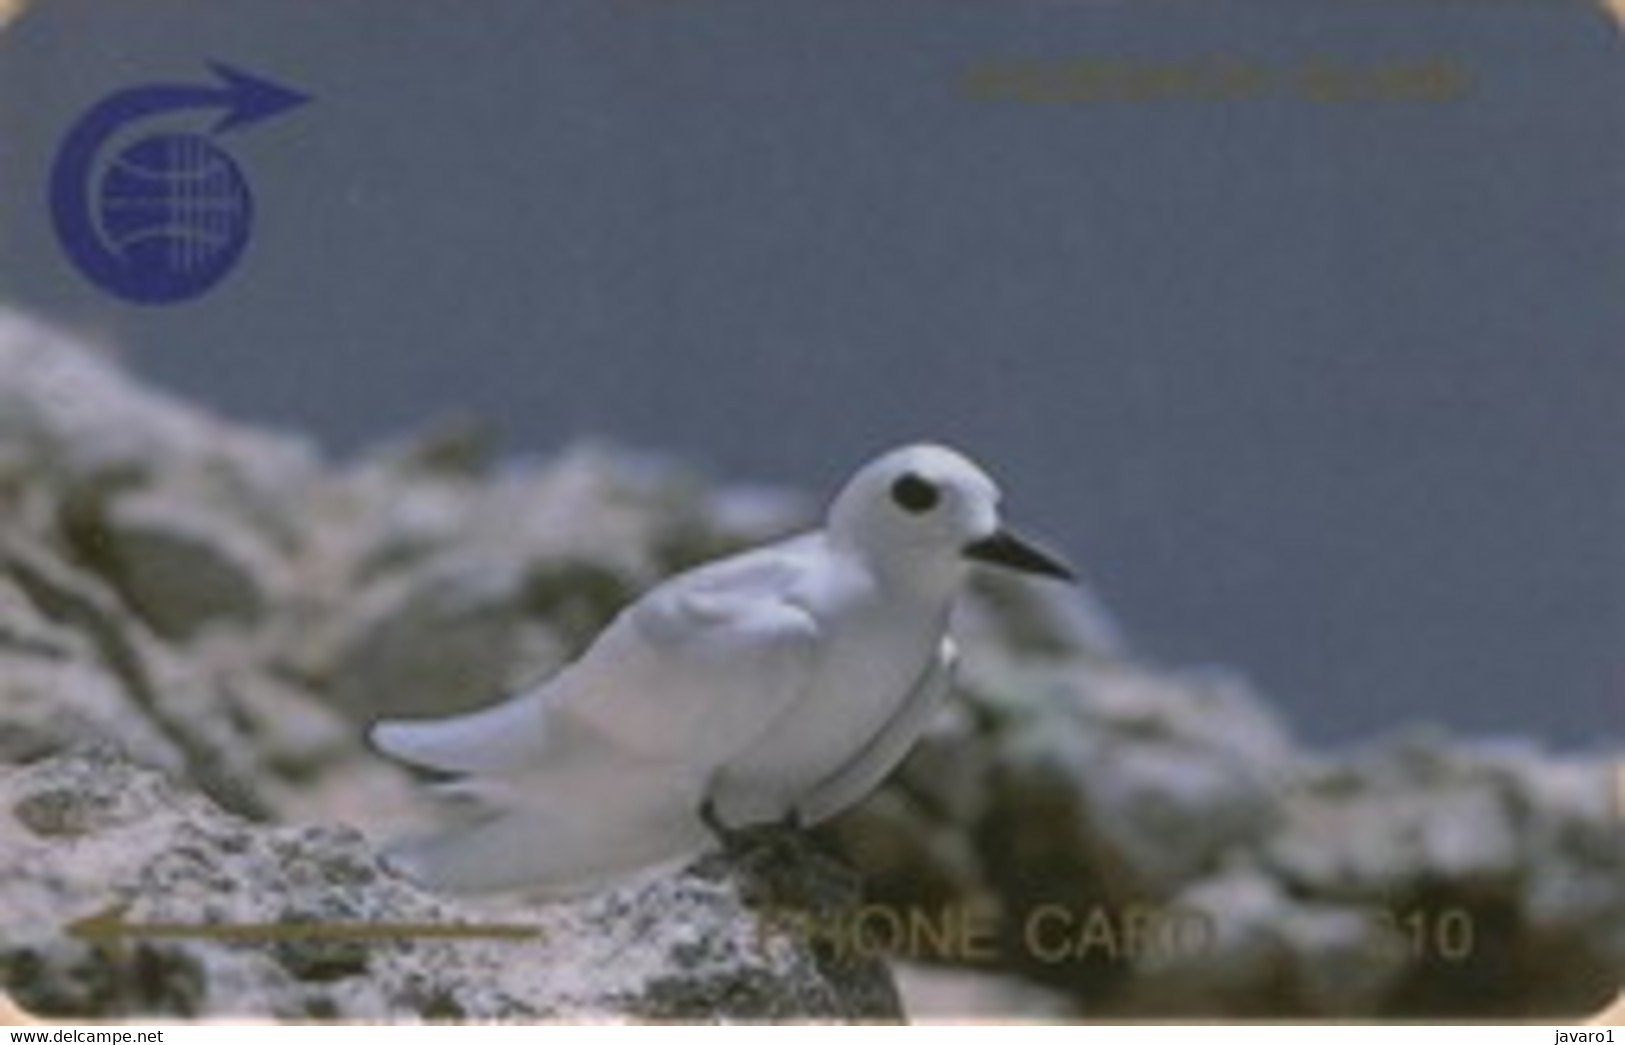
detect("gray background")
[2,0,1620,746]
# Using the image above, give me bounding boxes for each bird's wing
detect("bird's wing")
[371,540,826,895]
[369,688,548,776]
[369,538,822,778]
[797,636,958,825]
[563,547,823,768]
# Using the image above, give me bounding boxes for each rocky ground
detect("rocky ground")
[1,748,897,1021]
[0,309,1619,1021]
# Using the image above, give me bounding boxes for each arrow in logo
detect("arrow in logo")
[48,62,310,302]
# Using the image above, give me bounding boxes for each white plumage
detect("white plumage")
[370,443,1072,896]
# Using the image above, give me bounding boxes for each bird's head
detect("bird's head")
[826,443,1074,593]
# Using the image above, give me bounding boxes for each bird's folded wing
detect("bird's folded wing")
[567,576,821,767]
[370,688,549,776]
[375,559,823,896]
[797,636,958,825]
[371,552,820,780]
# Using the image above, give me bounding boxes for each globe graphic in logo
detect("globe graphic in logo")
[96,132,254,302]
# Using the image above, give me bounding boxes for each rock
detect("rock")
[314,472,480,581]
[490,445,691,579]
[0,312,317,537]
[699,483,813,554]
[0,308,1617,1021]
[892,962,1078,1021]
[0,570,181,770]
[0,750,902,1021]
[959,571,1126,661]
[290,445,748,723]
[969,657,1292,919]
[0,532,420,836]
[2,538,272,820]
[315,553,563,722]
[1257,735,1624,1014]
[73,486,279,641]
[366,413,498,479]
[1264,738,1526,903]
[1593,990,1625,1026]
[1112,862,1403,1018]
[818,788,988,916]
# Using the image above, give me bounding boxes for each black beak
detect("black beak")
[963,529,1076,582]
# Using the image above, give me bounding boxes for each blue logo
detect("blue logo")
[50,62,309,305]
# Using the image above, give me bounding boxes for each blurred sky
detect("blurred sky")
[1,0,1621,746]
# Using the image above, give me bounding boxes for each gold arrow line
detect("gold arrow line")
[67,904,544,947]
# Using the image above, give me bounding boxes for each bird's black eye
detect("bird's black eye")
[891,473,940,514]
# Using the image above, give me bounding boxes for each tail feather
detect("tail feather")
[381,741,715,897]
[385,796,713,897]
[370,690,548,775]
